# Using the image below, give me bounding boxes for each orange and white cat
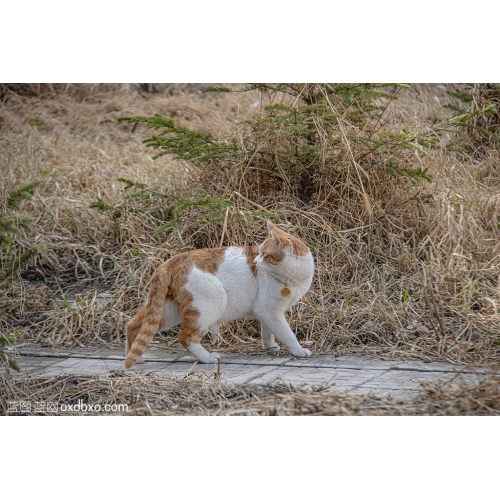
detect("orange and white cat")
[124,221,314,368]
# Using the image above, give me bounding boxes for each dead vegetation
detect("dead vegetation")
[1,83,499,371]
[1,370,499,416]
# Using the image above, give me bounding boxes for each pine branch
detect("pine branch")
[7,181,40,210]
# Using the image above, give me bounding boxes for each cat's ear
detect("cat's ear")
[269,230,283,249]
[267,221,286,249]
[267,220,277,232]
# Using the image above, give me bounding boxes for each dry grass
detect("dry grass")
[1,83,499,371]
[2,370,499,416]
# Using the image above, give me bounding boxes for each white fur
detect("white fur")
[159,300,182,331]
[261,324,280,351]
[184,266,227,333]
[181,245,314,363]
[253,246,314,357]
[210,324,221,344]
[187,342,220,364]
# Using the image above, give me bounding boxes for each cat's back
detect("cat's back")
[215,245,258,282]
[167,246,258,321]
[163,245,258,282]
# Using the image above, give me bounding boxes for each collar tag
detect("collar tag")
[281,286,291,297]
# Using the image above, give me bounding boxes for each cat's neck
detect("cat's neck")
[258,251,314,288]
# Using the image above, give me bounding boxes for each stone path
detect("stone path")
[5,346,490,400]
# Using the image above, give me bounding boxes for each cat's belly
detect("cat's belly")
[215,246,259,322]
[217,280,258,322]
[217,303,256,323]
[160,300,182,330]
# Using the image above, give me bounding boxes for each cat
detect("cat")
[124,221,314,369]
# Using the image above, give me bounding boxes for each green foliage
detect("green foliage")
[151,194,277,245]
[445,84,500,148]
[120,84,434,204]
[7,181,40,210]
[202,87,232,93]
[117,177,175,200]
[0,332,20,372]
[1,182,43,372]
[89,197,113,212]
[153,192,234,243]
[384,158,432,182]
[118,114,236,165]
[91,179,276,246]
[0,333,13,348]
[0,182,44,280]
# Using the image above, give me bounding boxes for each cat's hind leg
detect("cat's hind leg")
[260,323,280,352]
[187,341,221,363]
[126,300,181,364]
[179,272,226,363]
[178,305,224,363]
[178,311,221,363]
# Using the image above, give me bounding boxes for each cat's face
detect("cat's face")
[254,221,309,267]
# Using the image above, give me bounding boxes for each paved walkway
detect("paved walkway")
[5,346,490,400]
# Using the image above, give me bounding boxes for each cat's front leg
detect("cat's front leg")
[260,324,280,352]
[258,312,311,358]
[210,324,220,345]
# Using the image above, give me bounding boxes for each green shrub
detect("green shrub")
[446,83,500,149]
[1,181,44,372]
[120,83,435,204]
[0,182,44,279]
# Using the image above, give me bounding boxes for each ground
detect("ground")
[1,83,499,415]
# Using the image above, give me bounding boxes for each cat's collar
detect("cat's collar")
[266,272,292,297]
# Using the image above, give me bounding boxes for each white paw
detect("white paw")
[136,355,145,364]
[264,342,280,352]
[188,343,220,364]
[293,348,312,358]
[207,352,221,363]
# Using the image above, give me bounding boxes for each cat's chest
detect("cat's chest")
[257,275,309,310]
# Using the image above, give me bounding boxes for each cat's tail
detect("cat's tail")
[124,267,168,369]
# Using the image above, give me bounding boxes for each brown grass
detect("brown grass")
[2,370,499,416]
[1,83,499,370]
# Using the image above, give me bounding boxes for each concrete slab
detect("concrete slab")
[3,346,495,400]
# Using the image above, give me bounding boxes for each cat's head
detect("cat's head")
[254,221,309,267]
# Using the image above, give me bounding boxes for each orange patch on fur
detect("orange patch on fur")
[261,237,285,264]
[126,303,147,353]
[244,246,259,276]
[125,247,227,369]
[125,223,310,369]
[178,307,202,347]
[266,222,309,257]
[187,247,226,275]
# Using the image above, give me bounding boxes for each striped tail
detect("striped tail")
[124,271,168,369]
